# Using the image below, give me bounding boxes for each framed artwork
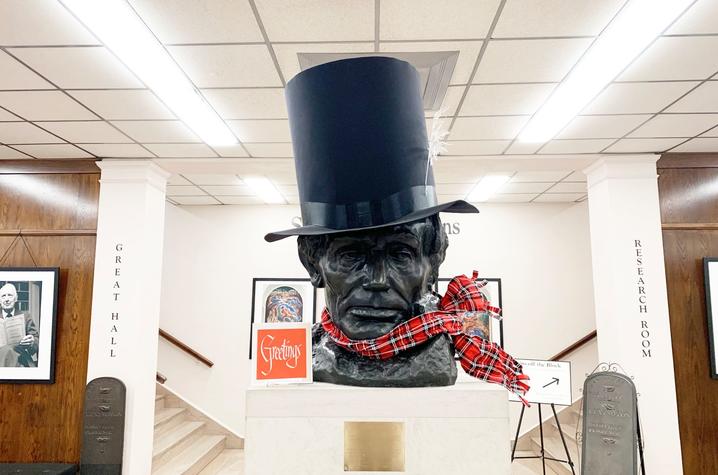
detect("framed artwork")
[249,278,316,358]
[437,277,504,348]
[252,322,313,385]
[0,267,59,384]
[703,258,718,379]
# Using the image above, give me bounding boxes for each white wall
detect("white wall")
[158,201,596,436]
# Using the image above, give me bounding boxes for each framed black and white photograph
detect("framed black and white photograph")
[249,278,316,358]
[703,258,718,379]
[438,277,504,348]
[0,267,59,384]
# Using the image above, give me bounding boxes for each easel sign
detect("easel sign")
[252,322,312,385]
[509,359,572,406]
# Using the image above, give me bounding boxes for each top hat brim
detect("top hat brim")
[264,199,478,242]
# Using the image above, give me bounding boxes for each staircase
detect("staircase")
[153,385,245,474]
[512,399,582,475]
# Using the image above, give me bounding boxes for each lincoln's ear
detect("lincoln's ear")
[297,242,324,288]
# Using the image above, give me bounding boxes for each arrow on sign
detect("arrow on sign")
[542,377,559,388]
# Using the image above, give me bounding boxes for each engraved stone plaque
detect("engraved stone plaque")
[581,372,637,475]
[80,377,126,475]
[344,422,405,472]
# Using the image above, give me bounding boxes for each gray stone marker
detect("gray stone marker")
[581,371,638,475]
[80,377,126,475]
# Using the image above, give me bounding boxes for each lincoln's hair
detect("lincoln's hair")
[297,214,448,287]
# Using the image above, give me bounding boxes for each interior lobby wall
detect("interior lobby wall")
[0,161,99,463]
[159,200,596,436]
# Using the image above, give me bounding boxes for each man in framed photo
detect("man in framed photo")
[0,282,39,367]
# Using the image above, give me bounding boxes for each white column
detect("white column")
[87,160,170,474]
[584,156,682,474]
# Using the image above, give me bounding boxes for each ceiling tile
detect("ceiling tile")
[460,83,555,116]
[429,86,464,117]
[0,51,54,90]
[69,90,174,120]
[665,81,718,113]
[36,121,131,144]
[450,116,529,140]
[604,138,685,153]
[583,82,700,115]
[171,196,221,205]
[442,140,509,156]
[129,0,264,43]
[628,114,718,138]
[533,193,585,203]
[273,43,374,83]
[277,184,298,194]
[183,174,242,185]
[168,174,192,185]
[285,195,300,205]
[14,144,93,158]
[380,41,482,85]
[619,37,718,81]
[540,139,615,154]
[244,142,293,157]
[201,185,253,196]
[166,185,207,196]
[168,45,281,88]
[255,0,374,42]
[9,47,143,89]
[381,0,499,40]
[436,183,474,194]
[493,0,624,38]
[201,88,287,119]
[474,38,592,83]
[670,138,718,153]
[504,142,541,155]
[0,91,97,121]
[666,0,718,35]
[78,143,154,158]
[499,182,552,194]
[0,109,20,121]
[702,124,718,137]
[213,145,250,157]
[0,122,62,144]
[217,196,265,205]
[437,194,466,203]
[549,182,587,193]
[145,143,218,158]
[487,193,537,203]
[433,160,484,183]
[511,171,570,182]
[111,120,199,143]
[0,0,98,46]
[563,171,587,182]
[558,115,651,139]
[0,145,31,159]
[228,120,291,142]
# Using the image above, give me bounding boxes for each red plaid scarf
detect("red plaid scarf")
[321,271,530,404]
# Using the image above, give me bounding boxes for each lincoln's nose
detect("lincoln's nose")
[362,253,389,292]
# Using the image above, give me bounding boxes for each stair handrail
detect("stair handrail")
[156,371,167,384]
[159,328,214,367]
[549,330,597,361]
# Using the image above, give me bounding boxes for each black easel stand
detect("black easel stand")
[511,403,576,475]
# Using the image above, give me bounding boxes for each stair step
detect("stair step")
[198,449,245,475]
[530,435,580,475]
[155,394,165,412]
[153,420,205,460]
[155,407,186,427]
[153,435,226,475]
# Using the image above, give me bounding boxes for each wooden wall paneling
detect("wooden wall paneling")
[658,168,718,224]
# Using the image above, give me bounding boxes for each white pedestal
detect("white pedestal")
[245,382,511,475]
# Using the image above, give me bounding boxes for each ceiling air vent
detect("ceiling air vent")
[297,51,459,111]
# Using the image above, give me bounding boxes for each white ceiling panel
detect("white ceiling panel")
[0,145,31,159]
[474,38,592,83]
[0,109,20,121]
[432,160,484,183]
[442,140,510,156]
[540,139,615,154]
[78,143,154,158]
[202,185,254,196]
[493,0,624,38]
[273,43,374,83]
[534,193,585,203]
[437,194,466,203]
[228,120,291,142]
[111,120,199,143]
[183,174,242,185]
[166,185,207,196]
[450,116,529,140]
[168,45,281,88]
[460,83,556,116]
[380,0,499,41]
[218,196,265,205]
[702,125,718,137]
[172,196,221,205]
[583,81,700,115]
[0,91,97,120]
[9,47,143,89]
[499,182,552,194]
[0,51,54,90]
[666,0,718,35]
[255,0,374,42]
[245,142,293,157]
[431,86,464,117]
[628,114,718,138]
[0,0,98,46]
[145,143,218,158]
[37,121,131,144]
[665,81,718,113]
[504,141,541,155]
[671,138,718,153]
[0,122,62,144]
[201,88,287,119]
[563,171,586,182]
[488,193,537,203]
[380,41,482,85]
[511,171,570,182]
[619,37,718,81]
[14,143,93,158]
[558,114,651,139]
[277,184,298,194]
[213,145,250,158]
[435,183,473,195]
[549,182,588,193]
[604,138,685,153]
[168,175,192,185]
[69,90,174,120]
[129,0,264,44]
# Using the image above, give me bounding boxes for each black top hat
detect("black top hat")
[265,56,478,242]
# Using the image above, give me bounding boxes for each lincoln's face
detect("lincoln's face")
[0,284,18,311]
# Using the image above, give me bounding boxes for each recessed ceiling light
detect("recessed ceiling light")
[243,176,286,204]
[467,175,511,202]
[519,0,696,143]
[60,0,237,146]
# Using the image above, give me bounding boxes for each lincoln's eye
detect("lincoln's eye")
[338,249,363,266]
[389,245,414,262]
